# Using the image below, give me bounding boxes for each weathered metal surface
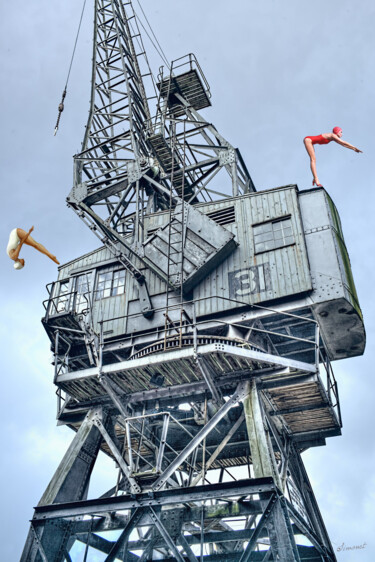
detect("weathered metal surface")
[192,186,312,316]
[54,186,311,319]
[33,478,277,520]
[298,188,365,359]
[140,186,312,315]
[22,0,352,559]
[142,201,237,292]
[46,185,364,361]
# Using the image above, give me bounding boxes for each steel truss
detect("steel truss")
[32,274,341,561]
[67,0,255,309]
[22,330,338,560]
[69,1,254,228]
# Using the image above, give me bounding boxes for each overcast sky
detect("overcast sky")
[0,1,374,560]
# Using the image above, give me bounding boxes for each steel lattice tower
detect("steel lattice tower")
[21,2,365,561]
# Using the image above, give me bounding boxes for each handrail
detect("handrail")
[97,294,318,327]
[157,53,211,100]
[317,346,342,427]
[44,291,319,368]
[94,294,319,359]
[50,295,341,428]
[43,288,90,317]
[44,292,318,328]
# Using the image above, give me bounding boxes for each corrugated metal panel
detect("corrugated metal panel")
[142,202,237,292]
[192,186,312,317]
[57,247,114,280]
[91,293,127,336]
[44,186,364,360]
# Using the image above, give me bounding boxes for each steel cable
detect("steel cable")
[54,0,87,135]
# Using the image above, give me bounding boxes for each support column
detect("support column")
[242,380,300,561]
[243,379,280,486]
[21,407,107,562]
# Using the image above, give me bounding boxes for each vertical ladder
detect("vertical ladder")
[163,123,189,349]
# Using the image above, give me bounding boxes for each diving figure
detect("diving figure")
[7,227,60,270]
[303,127,362,187]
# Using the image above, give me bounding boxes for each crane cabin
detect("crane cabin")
[43,183,364,448]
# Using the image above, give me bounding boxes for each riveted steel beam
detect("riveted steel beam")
[32,478,276,521]
[148,507,186,562]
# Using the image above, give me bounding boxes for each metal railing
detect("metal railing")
[44,288,341,426]
[121,410,198,477]
[44,291,319,362]
[43,287,90,319]
[94,294,319,362]
[157,53,211,100]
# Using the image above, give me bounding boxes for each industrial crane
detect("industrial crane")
[21,2,365,561]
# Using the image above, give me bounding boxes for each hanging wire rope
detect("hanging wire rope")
[134,0,170,68]
[54,0,87,135]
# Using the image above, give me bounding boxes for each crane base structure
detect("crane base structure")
[21,325,340,561]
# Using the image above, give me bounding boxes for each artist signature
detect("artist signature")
[337,542,367,552]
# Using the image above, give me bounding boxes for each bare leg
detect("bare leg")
[303,139,320,185]
[16,228,60,264]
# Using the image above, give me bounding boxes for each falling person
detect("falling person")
[303,127,362,187]
[6,226,60,270]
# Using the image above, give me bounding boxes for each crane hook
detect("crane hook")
[54,88,67,136]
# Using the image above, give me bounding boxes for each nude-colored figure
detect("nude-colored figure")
[6,227,60,270]
[303,127,362,187]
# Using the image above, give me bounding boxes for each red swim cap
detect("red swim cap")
[332,126,342,134]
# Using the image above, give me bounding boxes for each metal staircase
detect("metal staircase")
[148,133,195,201]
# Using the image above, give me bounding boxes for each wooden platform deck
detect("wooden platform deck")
[267,380,338,434]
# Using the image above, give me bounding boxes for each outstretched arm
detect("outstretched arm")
[332,134,363,153]
[12,226,34,260]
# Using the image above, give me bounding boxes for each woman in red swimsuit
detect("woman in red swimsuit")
[304,127,362,187]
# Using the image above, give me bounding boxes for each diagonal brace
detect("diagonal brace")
[178,533,199,562]
[149,507,186,562]
[99,373,129,419]
[93,414,141,494]
[196,356,224,405]
[30,524,49,562]
[239,493,278,562]
[152,381,248,491]
[104,507,146,562]
[190,412,245,487]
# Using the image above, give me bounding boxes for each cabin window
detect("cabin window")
[50,273,93,315]
[253,216,294,254]
[95,267,126,300]
[55,280,71,313]
[74,273,93,313]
